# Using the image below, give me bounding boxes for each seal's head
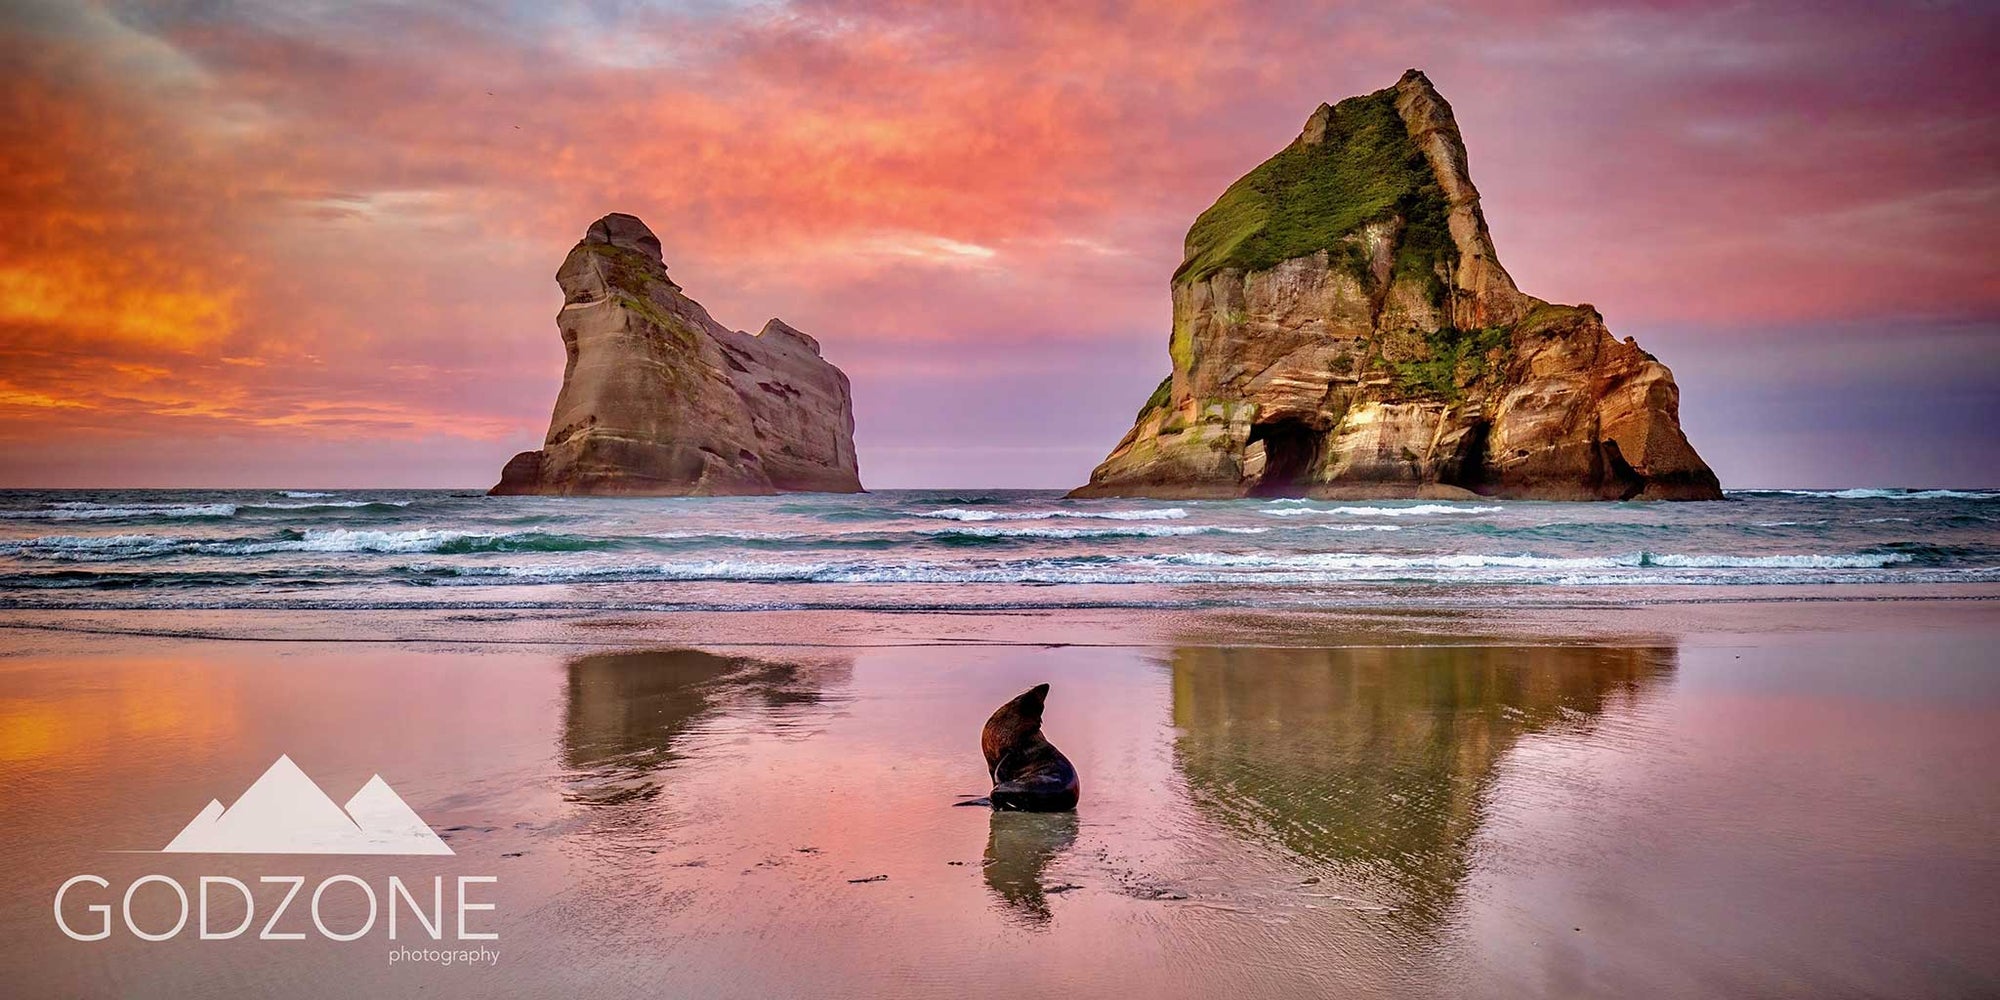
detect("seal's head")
[982,683,1050,770]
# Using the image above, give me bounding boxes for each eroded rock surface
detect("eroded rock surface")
[492,214,861,496]
[1073,70,1719,501]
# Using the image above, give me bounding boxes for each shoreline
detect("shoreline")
[5,586,1994,651]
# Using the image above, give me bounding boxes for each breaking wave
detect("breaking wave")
[913,507,1188,522]
[1263,504,1504,517]
[1730,488,1999,501]
[2,487,1993,609]
[924,524,1264,540]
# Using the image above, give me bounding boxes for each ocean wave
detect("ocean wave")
[0,502,242,521]
[0,528,604,560]
[0,534,195,560]
[0,499,413,521]
[0,567,361,589]
[913,507,1188,522]
[1640,552,1913,569]
[1456,521,1681,539]
[246,500,414,512]
[385,548,1927,586]
[1144,550,1917,570]
[923,524,1265,540]
[4,487,1994,604]
[1264,504,1504,520]
[1730,488,2000,501]
[10,546,1977,593]
[1148,552,1625,570]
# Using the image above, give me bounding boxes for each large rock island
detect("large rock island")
[493,214,862,496]
[1073,71,1720,501]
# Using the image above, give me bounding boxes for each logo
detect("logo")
[162,755,453,856]
[53,754,496,960]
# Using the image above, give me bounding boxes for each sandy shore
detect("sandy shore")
[3,596,1996,998]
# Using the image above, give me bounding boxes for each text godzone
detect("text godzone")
[54,875,497,942]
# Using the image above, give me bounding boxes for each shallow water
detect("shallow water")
[3,613,1995,998]
[1,487,1996,613]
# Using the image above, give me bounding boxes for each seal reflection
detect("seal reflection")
[982,810,1080,925]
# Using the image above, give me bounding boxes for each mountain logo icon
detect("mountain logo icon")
[161,755,454,855]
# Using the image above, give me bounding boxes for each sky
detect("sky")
[0,0,1994,490]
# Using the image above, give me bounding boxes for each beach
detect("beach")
[2,489,1998,997]
[3,595,1997,999]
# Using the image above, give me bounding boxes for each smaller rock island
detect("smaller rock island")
[492,214,862,496]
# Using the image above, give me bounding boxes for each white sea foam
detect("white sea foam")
[1640,552,1912,569]
[0,498,415,521]
[1736,488,1999,501]
[0,534,193,560]
[4,486,1985,609]
[1145,550,1915,571]
[255,529,477,553]
[251,500,413,510]
[925,524,1265,539]
[1148,552,1628,570]
[914,507,1188,522]
[1,502,242,521]
[1329,504,1504,517]
[647,530,808,541]
[1264,504,1502,517]
[387,547,1931,588]
[3,528,501,559]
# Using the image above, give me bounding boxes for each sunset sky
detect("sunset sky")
[2,0,1994,489]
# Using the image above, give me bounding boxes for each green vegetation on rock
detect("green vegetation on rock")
[1174,85,1452,290]
[586,242,664,292]
[1390,325,1511,402]
[1138,376,1173,420]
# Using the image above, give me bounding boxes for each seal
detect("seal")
[973,683,1079,812]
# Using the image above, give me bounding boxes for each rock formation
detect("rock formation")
[492,214,861,496]
[1072,71,1720,501]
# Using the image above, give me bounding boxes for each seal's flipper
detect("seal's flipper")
[990,774,1079,812]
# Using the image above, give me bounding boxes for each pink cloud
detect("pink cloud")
[1,0,1992,486]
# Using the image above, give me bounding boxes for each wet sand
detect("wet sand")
[2,598,1997,998]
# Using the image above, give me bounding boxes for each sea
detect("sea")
[5,488,1998,997]
[2,487,1994,613]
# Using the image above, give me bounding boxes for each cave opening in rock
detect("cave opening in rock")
[1248,419,1322,497]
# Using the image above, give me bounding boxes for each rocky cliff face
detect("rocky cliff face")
[1073,71,1720,501]
[492,214,861,496]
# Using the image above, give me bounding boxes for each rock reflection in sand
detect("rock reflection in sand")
[561,648,851,805]
[1169,644,1675,931]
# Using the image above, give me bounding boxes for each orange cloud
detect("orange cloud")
[0,0,1993,486]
